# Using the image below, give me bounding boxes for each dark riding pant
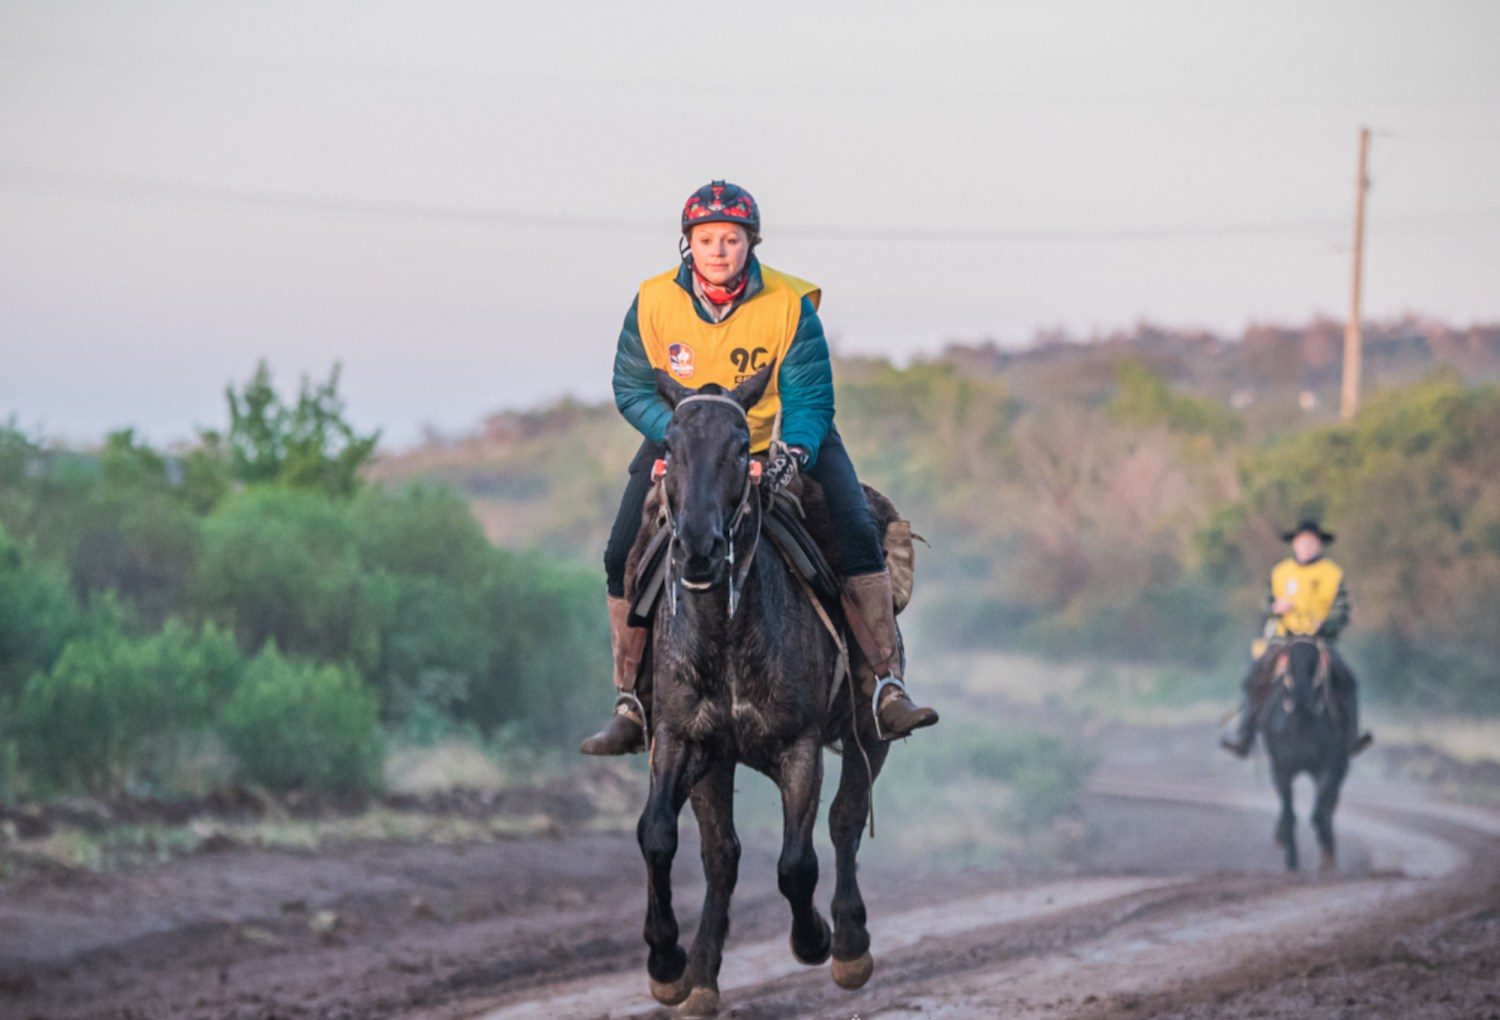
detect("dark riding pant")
[603,429,885,598]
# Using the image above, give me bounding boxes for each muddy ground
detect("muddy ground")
[1,724,1497,1020]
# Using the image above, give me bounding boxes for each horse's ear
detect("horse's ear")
[655,369,694,409]
[729,363,774,411]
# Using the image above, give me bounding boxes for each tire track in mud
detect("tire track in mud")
[442,779,1500,1019]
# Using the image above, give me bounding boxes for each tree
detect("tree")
[225,361,380,497]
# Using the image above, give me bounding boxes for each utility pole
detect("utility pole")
[1340,126,1371,421]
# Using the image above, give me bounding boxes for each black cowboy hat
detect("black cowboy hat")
[1282,519,1335,544]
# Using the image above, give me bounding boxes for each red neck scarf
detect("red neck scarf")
[692,265,748,306]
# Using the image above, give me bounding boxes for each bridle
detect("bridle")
[655,394,764,620]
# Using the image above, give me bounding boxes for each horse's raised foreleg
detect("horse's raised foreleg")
[678,758,739,1016]
[1273,763,1299,871]
[775,737,831,967]
[1312,760,1346,872]
[827,733,888,990]
[638,731,706,1006]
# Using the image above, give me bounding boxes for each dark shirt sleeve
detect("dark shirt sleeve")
[612,297,672,444]
[777,296,835,467]
[1317,580,1351,639]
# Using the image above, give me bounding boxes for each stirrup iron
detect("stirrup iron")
[871,674,907,741]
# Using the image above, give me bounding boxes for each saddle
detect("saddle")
[1253,637,1350,727]
[624,474,915,629]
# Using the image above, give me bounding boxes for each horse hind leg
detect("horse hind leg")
[1313,764,1346,872]
[775,738,832,968]
[828,733,889,990]
[678,760,739,1018]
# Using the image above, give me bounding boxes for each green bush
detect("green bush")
[12,620,232,797]
[196,488,393,672]
[352,487,496,724]
[220,646,382,793]
[473,551,611,744]
[0,522,80,701]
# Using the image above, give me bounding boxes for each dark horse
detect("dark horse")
[1259,638,1353,871]
[636,365,889,1017]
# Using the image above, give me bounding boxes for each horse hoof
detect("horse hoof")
[1320,851,1337,872]
[831,952,875,990]
[678,987,720,1017]
[790,915,832,966]
[650,976,691,1006]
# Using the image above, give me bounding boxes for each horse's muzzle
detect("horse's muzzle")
[674,529,729,589]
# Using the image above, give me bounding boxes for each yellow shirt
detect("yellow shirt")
[1271,557,1345,637]
[636,264,820,452]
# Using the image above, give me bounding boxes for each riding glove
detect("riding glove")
[765,445,808,495]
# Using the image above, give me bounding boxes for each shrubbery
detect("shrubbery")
[0,363,611,804]
[13,620,235,797]
[220,647,382,793]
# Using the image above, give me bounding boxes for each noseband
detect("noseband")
[656,394,764,619]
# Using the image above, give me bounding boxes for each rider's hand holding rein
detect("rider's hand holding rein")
[765,444,808,495]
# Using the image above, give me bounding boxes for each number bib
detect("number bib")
[636,264,820,451]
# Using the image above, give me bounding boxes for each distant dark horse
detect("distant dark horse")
[1259,638,1352,871]
[635,366,889,1017]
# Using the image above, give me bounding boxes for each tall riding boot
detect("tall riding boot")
[1220,688,1258,758]
[842,569,939,740]
[579,595,648,756]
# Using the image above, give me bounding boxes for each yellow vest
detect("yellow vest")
[636,264,821,452]
[1271,557,1344,637]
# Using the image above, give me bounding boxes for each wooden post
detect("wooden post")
[1340,127,1370,421]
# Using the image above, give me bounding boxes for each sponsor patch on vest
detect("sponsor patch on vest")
[668,342,695,379]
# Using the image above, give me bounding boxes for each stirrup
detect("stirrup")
[616,690,647,726]
[871,675,906,742]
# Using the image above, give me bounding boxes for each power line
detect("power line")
[2,163,1499,244]
[7,43,1500,112]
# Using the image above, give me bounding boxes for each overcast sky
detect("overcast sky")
[3,0,1499,446]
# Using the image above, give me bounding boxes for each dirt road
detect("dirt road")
[2,729,1497,1019]
[450,765,1500,1020]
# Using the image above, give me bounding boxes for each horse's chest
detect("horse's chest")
[669,668,796,747]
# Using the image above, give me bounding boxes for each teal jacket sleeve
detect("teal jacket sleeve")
[612,297,672,444]
[778,296,835,467]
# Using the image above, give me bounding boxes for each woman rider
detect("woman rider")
[581,180,940,755]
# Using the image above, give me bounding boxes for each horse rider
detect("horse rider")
[581,180,940,756]
[1221,518,1373,758]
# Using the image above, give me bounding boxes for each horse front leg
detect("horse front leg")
[776,737,831,967]
[638,730,705,1007]
[828,732,889,990]
[1273,764,1299,871]
[1313,760,1347,872]
[679,759,739,1017]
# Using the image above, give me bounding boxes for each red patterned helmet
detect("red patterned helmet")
[681,180,760,236]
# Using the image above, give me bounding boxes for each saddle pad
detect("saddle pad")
[626,495,843,628]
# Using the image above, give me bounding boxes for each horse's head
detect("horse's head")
[655,364,773,589]
[1280,638,1323,717]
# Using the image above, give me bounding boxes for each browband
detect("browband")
[676,393,749,420]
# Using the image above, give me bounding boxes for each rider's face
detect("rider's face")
[689,223,750,284]
[1291,532,1324,564]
